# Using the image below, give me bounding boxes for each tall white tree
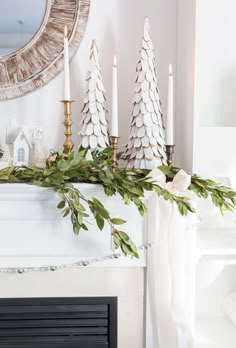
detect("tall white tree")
[78,40,109,151]
[124,18,167,169]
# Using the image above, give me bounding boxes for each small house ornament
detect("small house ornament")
[5,120,45,167]
[78,40,110,151]
[124,18,167,169]
[6,121,31,166]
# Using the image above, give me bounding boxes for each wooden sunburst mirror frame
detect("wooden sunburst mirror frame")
[0,0,90,100]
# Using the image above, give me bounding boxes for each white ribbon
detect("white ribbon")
[147,168,196,348]
[149,168,191,195]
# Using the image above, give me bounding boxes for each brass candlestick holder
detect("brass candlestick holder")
[61,100,74,155]
[166,145,175,167]
[110,136,119,173]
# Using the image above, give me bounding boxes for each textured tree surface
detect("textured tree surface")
[31,143,46,168]
[78,40,109,150]
[125,18,167,169]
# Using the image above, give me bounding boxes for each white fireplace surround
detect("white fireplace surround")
[0,183,150,348]
[0,183,196,348]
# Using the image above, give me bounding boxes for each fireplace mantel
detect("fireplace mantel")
[0,183,196,348]
[0,183,148,268]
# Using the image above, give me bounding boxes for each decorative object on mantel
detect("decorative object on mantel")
[166,145,175,166]
[78,40,110,151]
[166,64,176,166]
[110,136,120,173]
[0,243,151,274]
[110,55,119,173]
[0,149,235,258]
[6,120,31,166]
[111,55,119,137]
[124,18,167,169]
[0,0,90,100]
[5,120,45,167]
[61,26,74,155]
[0,144,11,168]
[31,130,46,169]
[62,100,74,155]
[166,64,174,146]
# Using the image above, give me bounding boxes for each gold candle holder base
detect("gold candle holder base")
[61,100,74,155]
[110,136,119,173]
[166,145,175,167]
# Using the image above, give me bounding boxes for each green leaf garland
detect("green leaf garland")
[0,149,235,258]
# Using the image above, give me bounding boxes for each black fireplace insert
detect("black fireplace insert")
[0,297,117,348]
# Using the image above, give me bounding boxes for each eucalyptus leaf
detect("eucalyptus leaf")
[57,201,66,209]
[110,218,126,225]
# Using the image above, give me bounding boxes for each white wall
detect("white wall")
[175,0,196,171]
[196,0,236,127]
[0,0,177,158]
[192,0,236,179]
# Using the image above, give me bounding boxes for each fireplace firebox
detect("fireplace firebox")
[0,297,117,348]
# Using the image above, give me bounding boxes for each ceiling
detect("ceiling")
[0,0,46,33]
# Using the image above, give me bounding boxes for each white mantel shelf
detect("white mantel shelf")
[0,183,147,268]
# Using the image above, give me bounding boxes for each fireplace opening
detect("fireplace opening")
[0,297,117,348]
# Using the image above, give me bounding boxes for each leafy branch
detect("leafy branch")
[55,184,139,258]
[159,165,236,214]
[0,149,235,258]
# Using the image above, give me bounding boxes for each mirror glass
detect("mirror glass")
[0,0,47,56]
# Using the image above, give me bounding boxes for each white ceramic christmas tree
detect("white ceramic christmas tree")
[78,40,109,151]
[124,18,167,169]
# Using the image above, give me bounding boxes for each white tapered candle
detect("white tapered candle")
[166,64,174,145]
[64,25,71,100]
[111,55,118,137]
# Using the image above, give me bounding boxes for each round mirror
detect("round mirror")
[0,0,90,100]
[0,0,47,57]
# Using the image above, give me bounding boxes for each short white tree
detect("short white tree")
[78,40,109,151]
[124,18,167,169]
[31,130,46,168]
